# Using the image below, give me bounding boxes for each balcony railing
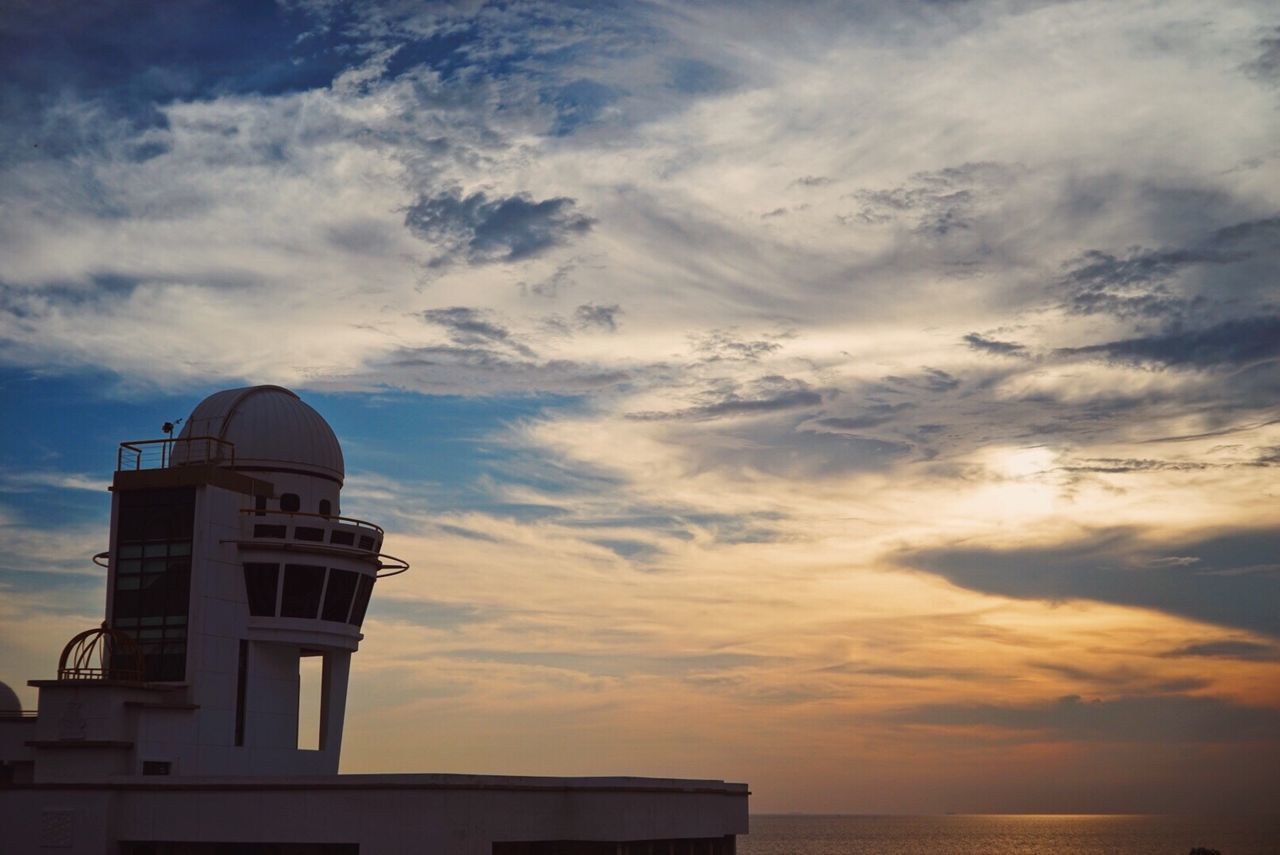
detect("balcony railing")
[117,436,235,471]
[237,509,408,577]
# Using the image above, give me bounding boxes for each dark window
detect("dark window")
[280,493,301,513]
[141,760,171,776]
[243,563,279,616]
[254,495,267,517]
[329,530,354,546]
[321,570,358,622]
[111,488,195,682]
[234,640,248,747]
[281,564,326,618]
[294,526,325,542]
[319,499,332,517]
[348,575,375,627]
[358,534,374,551]
[254,524,287,538]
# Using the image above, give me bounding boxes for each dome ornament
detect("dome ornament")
[57,625,146,682]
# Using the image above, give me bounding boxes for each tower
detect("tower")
[27,385,407,781]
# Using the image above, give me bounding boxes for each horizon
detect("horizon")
[1,0,1278,816]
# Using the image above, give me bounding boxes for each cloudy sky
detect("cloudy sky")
[2,0,1279,813]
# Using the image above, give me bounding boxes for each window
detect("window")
[348,575,375,627]
[254,495,267,517]
[254,524,286,538]
[321,570,358,622]
[280,493,300,513]
[298,653,323,751]
[234,640,248,746]
[112,488,194,681]
[280,564,325,618]
[357,534,374,551]
[141,760,171,776]
[243,563,279,616]
[329,530,354,546]
[294,526,325,542]
[318,499,332,517]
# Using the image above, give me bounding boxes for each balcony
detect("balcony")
[238,509,408,578]
[117,436,235,471]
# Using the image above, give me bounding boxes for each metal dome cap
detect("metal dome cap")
[176,385,345,483]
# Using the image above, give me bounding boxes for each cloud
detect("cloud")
[574,303,620,332]
[790,175,832,188]
[812,402,916,431]
[1245,26,1280,83]
[1059,315,1280,369]
[1058,458,1212,474]
[404,190,595,265]
[1055,216,1280,322]
[627,376,822,421]
[692,331,786,363]
[1161,640,1280,662]
[848,161,1015,235]
[420,306,536,358]
[963,333,1027,356]
[898,693,1280,743]
[903,527,1280,637]
[1057,248,1222,320]
[378,345,630,395]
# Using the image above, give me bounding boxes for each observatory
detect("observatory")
[0,386,748,854]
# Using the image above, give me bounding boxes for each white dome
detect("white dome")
[176,386,345,483]
[0,680,21,713]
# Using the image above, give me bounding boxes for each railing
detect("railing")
[237,508,408,578]
[238,508,384,536]
[117,436,235,472]
[0,710,37,720]
[376,553,410,578]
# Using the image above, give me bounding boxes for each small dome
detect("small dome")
[176,386,344,483]
[0,680,21,713]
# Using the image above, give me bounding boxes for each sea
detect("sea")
[739,814,1280,855]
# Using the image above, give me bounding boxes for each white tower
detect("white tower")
[27,385,407,781]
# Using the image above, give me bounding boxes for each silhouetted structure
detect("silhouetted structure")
[0,386,747,853]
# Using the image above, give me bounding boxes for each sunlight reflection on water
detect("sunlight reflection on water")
[739,814,1280,855]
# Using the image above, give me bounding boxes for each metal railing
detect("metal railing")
[117,436,235,471]
[238,508,384,536]
[237,508,408,578]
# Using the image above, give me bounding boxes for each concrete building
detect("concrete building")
[0,386,748,854]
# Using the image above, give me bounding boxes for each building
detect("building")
[0,385,748,854]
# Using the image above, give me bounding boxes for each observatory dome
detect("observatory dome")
[176,385,344,483]
[0,679,21,714]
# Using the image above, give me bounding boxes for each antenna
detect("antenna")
[161,418,184,467]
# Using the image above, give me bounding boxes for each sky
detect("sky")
[1,0,1279,815]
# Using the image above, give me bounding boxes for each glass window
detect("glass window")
[281,564,325,618]
[294,526,325,542]
[321,570,358,622]
[329,530,354,546]
[111,487,194,682]
[243,563,280,616]
[348,575,375,627]
[319,499,332,517]
[254,495,267,517]
[280,493,301,513]
[254,524,286,538]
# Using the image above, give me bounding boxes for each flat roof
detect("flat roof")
[5,772,750,795]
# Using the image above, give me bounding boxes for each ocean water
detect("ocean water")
[740,814,1280,855]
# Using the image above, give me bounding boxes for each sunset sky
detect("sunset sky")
[2,0,1279,814]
